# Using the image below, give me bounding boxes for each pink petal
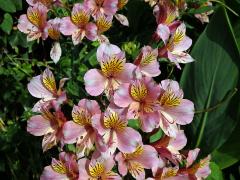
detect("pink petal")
[63,121,86,144]
[160,79,180,92]
[136,145,159,169]
[140,111,160,133]
[166,99,194,125]
[114,14,129,26]
[78,158,90,179]
[50,42,62,64]
[59,17,78,36]
[97,43,121,62]
[168,130,187,151]
[171,51,195,64]
[173,36,192,52]
[116,63,136,82]
[140,60,161,77]
[40,166,68,180]
[186,148,200,168]
[113,83,132,108]
[91,114,106,135]
[116,127,142,153]
[85,22,98,41]
[27,115,53,136]
[84,69,106,96]
[27,75,53,99]
[115,153,128,176]
[78,99,101,115]
[42,133,57,152]
[103,0,118,16]
[156,24,170,44]
[17,14,34,34]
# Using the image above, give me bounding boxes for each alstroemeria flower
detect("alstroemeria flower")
[134,46,161,78]
[18,3,48,41]
[115,145,159,179]
[60,3,98,45]
[95,15,113,42]
[84,43,136,97]
[157,79,194,137]
[151,130,187,164]
[47,18,62,63]
[114,0,129,26]
[114,77,161,132]
[41,152,79,180]
[26,0,62,8]
[78,156,121,179]
[85,0,118,18]
[27,68,67,112]
[153,1,180,43]
[92,108,142,153]
[63,99,106,155]
[27,107,66,151]
[158,23,194,69]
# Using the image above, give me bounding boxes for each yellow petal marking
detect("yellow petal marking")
[103,112,127,131]
[27,9,42,28]
[71,11,90,27]
[159,89,181,107]
[51,160,67,174]
[130,81,148,102]
[89,162,105,178]
[101,57,124,77]
[128,161,144,178]
[123,145,144,159]
[42,69,57,94]
[96,16,112,33]
[72,107,92,126]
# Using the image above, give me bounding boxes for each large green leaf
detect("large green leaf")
[0,0,16,13]
[206,162,224,180]
[180,7,240,156]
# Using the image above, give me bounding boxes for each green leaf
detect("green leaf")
[206,162,224,180]
[128,119,140,130]
[0,13,13,34]
[11,0,22,11]
[180,7,240,156]
[149,129,163,143]
[0,0,16,13]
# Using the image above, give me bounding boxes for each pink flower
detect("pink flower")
[134,46,161,78]
[195,2,214,24]
[158,23,194,69]
[85,0,118,18]
[18,3,48,41]
[157,79,194,137]
[78,155,121,179]
[27,107,66,151]
[84,43,136,97]
[26,0,62,8]
[92,107,142,153]
[95,15,113,42]
[63,99,106,155]
[47,18,62,63]
[41,152,79,180]
[27,68,67,112]
[153,2,180,43]
[60,3,98,45]
[114,77,161,132]
[115,145,159,179]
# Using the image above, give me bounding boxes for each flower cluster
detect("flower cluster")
[18,0,129,63]
[24,0,212,179]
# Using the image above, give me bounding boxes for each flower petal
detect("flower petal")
[63,121,86,144]
[50,42,62,64]
[114,83,132,108]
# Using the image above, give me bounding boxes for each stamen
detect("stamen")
[103,112,127,131]
[130,81,148,102]
[101,57,124,77]
[89,162,105,177]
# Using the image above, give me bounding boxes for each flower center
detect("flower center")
[71,11,90,27]
[51,160,67,174]
[96,16,112,33]
[89,162,105,177]
[27,9,43,28]
[159,89,182,107]
[101,57,124,77]
[72,108,92,126]
[130,81,148,102]
[103,112,127,131]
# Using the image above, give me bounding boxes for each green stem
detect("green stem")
[211,0,239,17]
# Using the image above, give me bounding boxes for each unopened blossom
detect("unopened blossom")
[154,1,180,43]
[18,3,48,41]
[78,156,121,179]
[27,68,67,112]
[47,18,62,63]
[60,3,98,45]
[115,145,159,179]
[157,79,194,137]
[134,46,161,78]
[114,77,161,132]
[84,43,136,97]
[92,108,142,153]
[158,23,194,69]
[27,107,67,151]
[41,152,79,180]
[63,99,106,155]
[85,0,118,18]
[26,0,62,8]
